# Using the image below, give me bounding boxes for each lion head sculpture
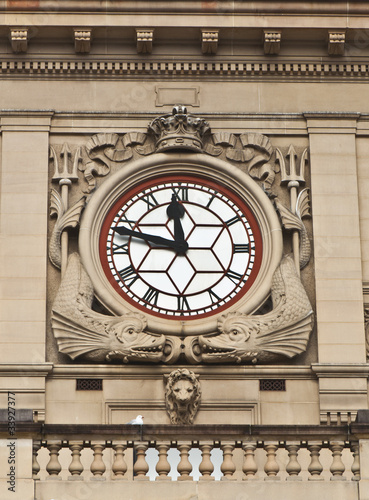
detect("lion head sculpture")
[164,368,201,425]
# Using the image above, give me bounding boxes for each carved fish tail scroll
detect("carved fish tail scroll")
[198,255,314,364]
[223,133,277,192]
[81,132,148,193]
[49,190,85,269]
[51,253,166,363]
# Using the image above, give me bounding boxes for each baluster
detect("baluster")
[351,443,360,481]
[133,442,149,480]
[177,442,193,481]
[221,442,236,481]
[264,442,280,480]
[286,442,302,481]
[242,442,258,480]
[330,441,346,481]
[90,441,106,480]
[112,441,128,479]
[46,441,62,480]
[68,441,84,480]
[32,440,41,479]
[199,442,215,481]
[308,442,324,480]
[155,442,171,480]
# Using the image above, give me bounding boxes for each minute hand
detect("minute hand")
[115,226,188,252]
[166,195,186,243]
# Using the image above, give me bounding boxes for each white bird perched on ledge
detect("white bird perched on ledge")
[126,415,144,425]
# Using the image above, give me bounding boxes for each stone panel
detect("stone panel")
[0,122,51,365]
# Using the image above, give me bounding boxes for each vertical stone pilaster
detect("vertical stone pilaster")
[0,112,52,362]
[0,111,53,415]
[306,113,368,421]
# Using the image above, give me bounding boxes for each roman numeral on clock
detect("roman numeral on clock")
[233,243,249,253]
[226,269,245,285]
[141,192,159,209]
[208,289,221,304]
[225,215,241,227]
[112,242,129,255]
[118,265,139,287]
[206,193,216,208]
[119,214,136,228]
[177,295,190,312]
[143,287,159,306]
[171,185,189,201]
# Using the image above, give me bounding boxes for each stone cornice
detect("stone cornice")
[0,110,54,131]
[2,1,369,16]
[0,363,53,376]
[50,364,315,379]
[311,363,369,377]
[0,57,368,82]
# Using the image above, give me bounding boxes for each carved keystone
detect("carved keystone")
[328,31,345,56]
[9,27,28,53]
[263,30,281,55]
[201,29,219,54]
[136,29,154,54]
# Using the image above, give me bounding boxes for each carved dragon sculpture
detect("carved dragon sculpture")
[51,253,166,363]
[198,189,314,364]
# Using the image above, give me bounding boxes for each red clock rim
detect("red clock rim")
[99,173,263,320]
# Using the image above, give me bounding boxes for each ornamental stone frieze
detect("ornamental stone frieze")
[48,106,314,366]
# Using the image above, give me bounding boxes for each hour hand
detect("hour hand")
[114,226,188,253]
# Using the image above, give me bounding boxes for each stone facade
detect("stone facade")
[1,1,369,499]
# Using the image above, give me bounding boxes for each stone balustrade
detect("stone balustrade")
[27,424,362,482]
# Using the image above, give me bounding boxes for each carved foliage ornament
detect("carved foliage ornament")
[49,106,313,365]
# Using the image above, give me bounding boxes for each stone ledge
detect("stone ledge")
[0,422,360,440]
[34,478,359,500]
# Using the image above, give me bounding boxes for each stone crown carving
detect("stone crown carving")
[148,105,210,152]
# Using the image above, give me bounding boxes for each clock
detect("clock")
[99,174,262,320]
[79,154,282,336]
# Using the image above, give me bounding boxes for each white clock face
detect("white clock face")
[99,175,262,319]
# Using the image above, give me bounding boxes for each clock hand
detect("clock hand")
[166,194,186,243]
[115,226,189,253]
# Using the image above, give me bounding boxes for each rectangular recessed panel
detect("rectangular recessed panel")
[155,86,200,107]
[76,379,103,391]
[260,379,286,391]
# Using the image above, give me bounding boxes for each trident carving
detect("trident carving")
[50,144,83,276]
[276,145,308,276]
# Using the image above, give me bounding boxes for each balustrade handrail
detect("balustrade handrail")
[2,422,369,440]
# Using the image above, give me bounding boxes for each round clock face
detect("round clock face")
[99,175,262,320]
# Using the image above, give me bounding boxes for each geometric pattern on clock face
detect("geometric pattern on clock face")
[101,176,262,319]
